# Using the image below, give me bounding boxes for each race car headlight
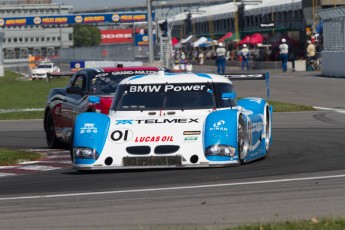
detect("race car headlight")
[74,147,99,160]
[205,144,236,157]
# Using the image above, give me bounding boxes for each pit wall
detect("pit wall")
[321,51,345,78]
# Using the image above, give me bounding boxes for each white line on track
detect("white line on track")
[314,106,345,113]
[1,174,345,201]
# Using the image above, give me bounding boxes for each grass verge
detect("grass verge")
[0,148,42,165]
[0,70,69,120]
[224,218,345,230]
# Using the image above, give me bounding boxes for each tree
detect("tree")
[73,24,101,47]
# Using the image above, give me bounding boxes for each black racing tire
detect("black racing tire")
[264,105,271,156]
[45,110,64,149]
[69,128,74,162]
[238,115,249,164]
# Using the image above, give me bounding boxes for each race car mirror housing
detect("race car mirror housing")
[89,96,100,104]
[222,92,236,108]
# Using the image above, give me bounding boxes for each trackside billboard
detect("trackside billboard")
[100,29,133,44]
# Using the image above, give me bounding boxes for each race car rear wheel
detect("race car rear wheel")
[45,110,64,149]
[238,115,249,164]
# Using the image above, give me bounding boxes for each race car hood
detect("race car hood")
[32,68,52,73]
[108,111,208,146]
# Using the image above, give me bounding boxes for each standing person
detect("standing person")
[198,50,204,65]
[240,44,250,70]
[279,38,289,72]
[307,40,316,70]
[216,42,226,74]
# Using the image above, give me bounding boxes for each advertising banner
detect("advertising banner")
[101,29,133,44]
[0,12,149,27]
[70,61,85,72]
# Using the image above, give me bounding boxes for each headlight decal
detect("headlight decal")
[204,109,238,161]
[73,112,110,163]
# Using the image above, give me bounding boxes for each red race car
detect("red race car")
[44,66,169,148]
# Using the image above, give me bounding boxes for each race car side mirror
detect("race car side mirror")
[222,92,236,109]
[221,92,236,100]
[89,96,100,104]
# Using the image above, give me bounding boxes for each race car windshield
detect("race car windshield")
[113,83,216,111]
[90,73,132,95]
[37,64,52,68]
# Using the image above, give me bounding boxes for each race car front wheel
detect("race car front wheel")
[238,115,249,164]
[45,110,64,149]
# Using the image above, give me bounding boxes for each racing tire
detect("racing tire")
[264,105,272,156]
[238,115,249,164]
[45,110,64,149]
[69,128,74,162]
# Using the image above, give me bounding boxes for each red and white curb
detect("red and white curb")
[0,149,71,178]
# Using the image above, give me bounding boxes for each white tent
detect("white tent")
[192,37,207,47]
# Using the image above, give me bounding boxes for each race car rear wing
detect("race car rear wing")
[223,72,270,100]
[47,72,74,82]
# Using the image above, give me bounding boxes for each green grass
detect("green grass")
[0,70,69,120]
[224,218,345,230]
[0,148,43,165]
[268,100,316,112]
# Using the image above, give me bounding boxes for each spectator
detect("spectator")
[307,40,316,69]
[216,42,226,74]
[279,38,289,72]
[240,44,250,70]
[198,51,204,65]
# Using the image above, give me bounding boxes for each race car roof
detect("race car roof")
[91,66,166,73]
[119,72,232,85]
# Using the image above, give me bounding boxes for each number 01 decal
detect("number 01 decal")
[109,129,133,143]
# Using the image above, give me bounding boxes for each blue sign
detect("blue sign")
[0,12,151,27]
[70,61,85,72]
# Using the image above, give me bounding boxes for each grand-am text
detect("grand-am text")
[115,118,199,125]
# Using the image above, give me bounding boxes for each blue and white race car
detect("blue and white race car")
[71,71,272,170]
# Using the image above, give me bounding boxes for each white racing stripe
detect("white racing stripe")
[1,173,345,201]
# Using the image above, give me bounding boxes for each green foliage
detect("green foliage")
[0,148,42,165]
[73,24,101,47]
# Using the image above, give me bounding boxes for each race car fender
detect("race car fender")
[73,112,110,164]
[204,109,238,161]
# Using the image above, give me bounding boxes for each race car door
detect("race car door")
[61,73,90,139]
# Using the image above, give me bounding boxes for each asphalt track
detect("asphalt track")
[0,69,345,229]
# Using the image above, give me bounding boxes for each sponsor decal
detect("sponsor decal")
[0,18,4,27]
[183,131,201,135]
[210,120,228,131]
[115,119,199,124]
[128,84,207,93]
[112,70,157,75]
[74,15,83,23]
[248,98,263,104]
[42,17,68,24]
[109,129,133,143]
[115,119,134,125]
[184,136,198,142]
[112,14,120,22]
[5,18,26,26]
[33,17,41,24]
[80,123,98,134]
[134,136,174,142]
[84,16,105,23]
